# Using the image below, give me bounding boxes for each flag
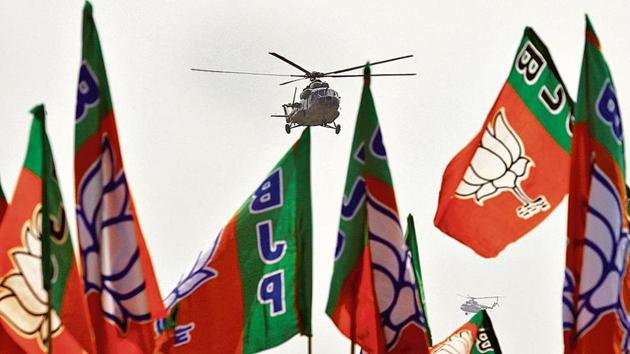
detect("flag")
[0,105,95,353]
[326,66,430,354]
[434,27,573,257]
[430,310,502,354]
[159,128,312,353]
[0,176,24,354]
[405,214,432,346]
[74,2,165,352]
[562,16,630,353]
[0,176,6,221]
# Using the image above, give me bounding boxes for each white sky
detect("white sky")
[1,1,630,353]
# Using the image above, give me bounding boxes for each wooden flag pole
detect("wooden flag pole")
[350,341,355,354]
[307,336,312,354]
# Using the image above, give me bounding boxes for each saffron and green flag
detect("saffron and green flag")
[0,105,95,353]
[326,66,430,354]
[430,310,502,353]
[563,16,630,353]
[434,27,573,257]
[160,128,312,353]
[74,2,165,352]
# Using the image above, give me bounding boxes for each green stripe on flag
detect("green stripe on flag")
[75,1,114,151]
[507,28,574,154]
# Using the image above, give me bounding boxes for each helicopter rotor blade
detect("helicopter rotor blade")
[190,68,302,77]
[292,87,297,104]
[269,52,312,75]
[325,73,417,78]
[279,77,308,86]
[323,54,414,75]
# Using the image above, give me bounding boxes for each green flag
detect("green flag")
[430,310,502,354]
[406,214,432,345]
[162,128,312,353]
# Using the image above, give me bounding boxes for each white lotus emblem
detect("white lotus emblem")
[571,164,630,344]
[367,194,427,350]
[455,108,549,219]
[431,330,473,354]
[0,205,61,348]
[77,137,151,331]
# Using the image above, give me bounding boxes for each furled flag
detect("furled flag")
[159,128,312,353]
[326,66,430,354]
[74,2,165,352]
[430,310,502,354]
[405,214,432,346]
[562,16,630,353]
[0,105,96,353]
[434,27,573,257]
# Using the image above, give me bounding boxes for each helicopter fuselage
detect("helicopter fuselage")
[288,83,340,126]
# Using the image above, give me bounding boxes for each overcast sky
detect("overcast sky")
[1,1,630,353]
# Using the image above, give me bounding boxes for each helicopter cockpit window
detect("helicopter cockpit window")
[300,89,311,99]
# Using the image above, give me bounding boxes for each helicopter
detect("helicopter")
[458,295,502,315]
[191,53,416,134]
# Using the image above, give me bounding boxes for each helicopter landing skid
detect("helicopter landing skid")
[284,122,341,134]
[322,122,341,135]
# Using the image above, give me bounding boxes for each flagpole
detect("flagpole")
[307,336,312,354]
[350,341,355,354]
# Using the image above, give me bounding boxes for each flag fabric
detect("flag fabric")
[562,16,630,353]
[430,310,502,354]
[159,128,312,353]
[434,27,573,257]
[0,105,95,353]
[326,66,430,354]
[405,214,432,346]
[74,2,165,352]
[0,177,6,221]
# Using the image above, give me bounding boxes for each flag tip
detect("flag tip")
[363,63,371,86]
[30,104,45,120]
[84,1,93,15]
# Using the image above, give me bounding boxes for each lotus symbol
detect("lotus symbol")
[367,194,427,350]
[0,206,61,348]
[431,330,473,354]
[571,164,630,345]
[455,108,549,219]
[77,137,151,331]
[163,231,221,310]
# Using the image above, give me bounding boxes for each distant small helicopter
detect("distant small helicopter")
[191,53,416,134]
[458,295,502,315]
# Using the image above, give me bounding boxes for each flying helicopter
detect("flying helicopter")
[191,53,416,134]
[458,295,502,315]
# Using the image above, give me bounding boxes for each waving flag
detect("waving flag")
[434,28,573,257]
[74,3,164,352]
[562,17,630,353]
[405,214,432,346]
[326,66,429,354]
[0,105,95,353]
[160,129,312,353]
[430,310,502,354]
